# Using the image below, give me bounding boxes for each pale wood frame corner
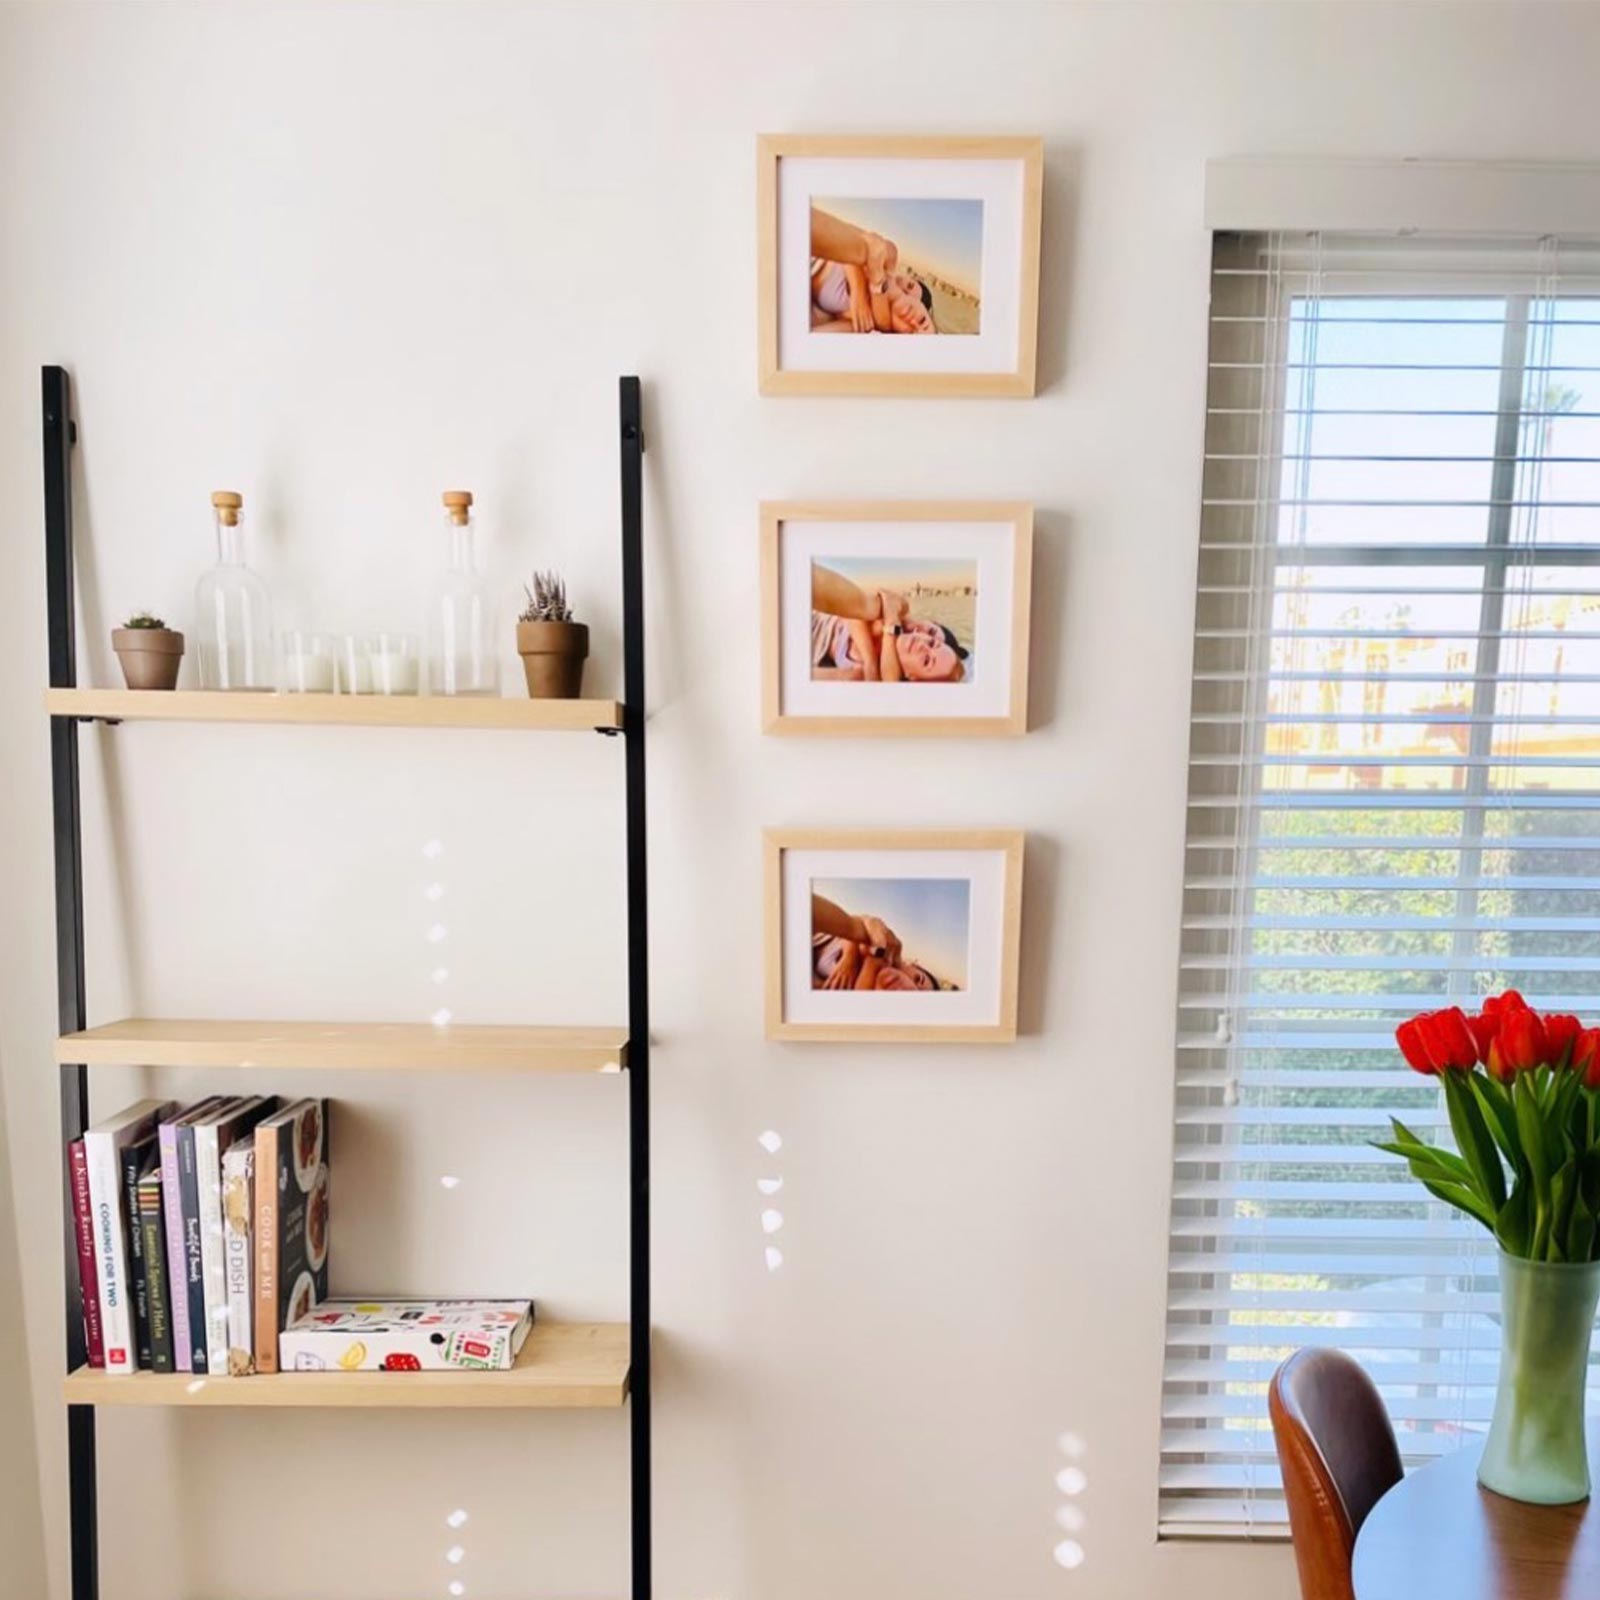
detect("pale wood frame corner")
[764,827,1025,1043]
[756,135,1044,399]
[760,500,1032,739]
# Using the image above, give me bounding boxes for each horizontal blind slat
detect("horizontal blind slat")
[1179,949,1600,967]
[1177,994,1600,1013]
[1165,1320,1506,1347]
[1185,836,1600,851]
[1171,1143,1454,1165]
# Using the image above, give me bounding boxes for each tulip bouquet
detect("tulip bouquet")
[1379,992,1600,1264]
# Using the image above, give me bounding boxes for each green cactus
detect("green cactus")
[123,611,169,630]
[519,571,574,624]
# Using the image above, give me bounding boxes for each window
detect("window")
[1161,231,1600,1537]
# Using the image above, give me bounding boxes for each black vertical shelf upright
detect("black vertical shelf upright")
[42,366,652,1600]
[619,375,653,1600]
[45,364,99,1600]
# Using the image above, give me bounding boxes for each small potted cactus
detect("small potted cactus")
[516,571,589,698]
[111,611,185,690]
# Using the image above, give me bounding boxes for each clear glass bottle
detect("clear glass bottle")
[425,490,498,696]
[194,490,274,689]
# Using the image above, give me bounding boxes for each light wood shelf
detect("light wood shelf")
[45,687,623,732]
[63,1321,630,1409]
[57,1018,628,1073]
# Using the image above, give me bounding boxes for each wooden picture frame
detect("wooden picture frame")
[761,500,1032,738]
[764,828,1025,1042]
[757,135,1044,398]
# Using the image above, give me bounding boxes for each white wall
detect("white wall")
[0,1036,48,1596]
[3,3,1598,1597]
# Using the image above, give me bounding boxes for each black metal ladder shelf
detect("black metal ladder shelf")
[42,366,652,1600]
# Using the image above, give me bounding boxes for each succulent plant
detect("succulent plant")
[123,610,169,630]
[519,571,574,624]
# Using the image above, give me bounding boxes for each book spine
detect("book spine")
[197,1120,229,1374]
[159,1121,194,1374]
[138,1175,174,1373]
[177,1122,207,1374]
[254,1120,280,1374]
[222,1148,254,1376]
[67,1141,105,1369]
[122,1147,152,1370]
[83,1129,133,1374]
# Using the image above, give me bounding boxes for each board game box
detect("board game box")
[279,1298,533,1372]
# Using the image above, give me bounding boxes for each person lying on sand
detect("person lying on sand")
[810,261,937,334]
[809,563,967,684]
[808,207,937,334]
[813,934,943,991]
[809,892,949,991]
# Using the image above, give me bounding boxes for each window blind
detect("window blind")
[1161,230,1600,1539]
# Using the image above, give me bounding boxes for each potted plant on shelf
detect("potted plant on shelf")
[111,611,185,690]
[1380,994,1600,1505]
[516,571,588,699]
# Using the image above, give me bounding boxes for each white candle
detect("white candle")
[283,653,336,693]
[369,651,419,695]
[340,653,373,694]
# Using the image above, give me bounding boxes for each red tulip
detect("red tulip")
[1494,1006,1549,1075]
[1396,1008,1478,1074]
[1465,1010,1496,1064]
[1545,1013,1583,1067]
[1419,1007,1479,1072]
[1397,1017,1437,1075]
[1466,990,1532,1066]
[1574,1028,1600,1090]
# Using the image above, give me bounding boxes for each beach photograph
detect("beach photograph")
[759,138,1041,396]
[810,875,971,993]
[808,195,983,336]
[809,555,976,685]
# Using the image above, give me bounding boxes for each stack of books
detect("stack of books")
[69,1096,330,1376]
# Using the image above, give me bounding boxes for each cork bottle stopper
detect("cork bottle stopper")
[211,490,243,527]
[442,490,473,526]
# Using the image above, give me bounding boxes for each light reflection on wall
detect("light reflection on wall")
[1054,1431,1087,1573]
[759,1131,784,1271]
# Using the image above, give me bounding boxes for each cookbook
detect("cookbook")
[253,1098,329,1374]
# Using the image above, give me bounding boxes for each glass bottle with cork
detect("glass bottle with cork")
[194,490,274,689]
[426,489,498,696]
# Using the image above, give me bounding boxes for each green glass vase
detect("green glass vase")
[1478,1251,1600,1505]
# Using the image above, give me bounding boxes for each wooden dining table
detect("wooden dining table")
[1353,1440,1600,1600]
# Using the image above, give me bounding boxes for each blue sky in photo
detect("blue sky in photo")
[812,196,984,294]
[812,874,971,989]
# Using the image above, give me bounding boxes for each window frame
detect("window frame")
[1162,234,1600,1539]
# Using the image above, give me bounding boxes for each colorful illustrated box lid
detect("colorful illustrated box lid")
[280,1297,534,1372]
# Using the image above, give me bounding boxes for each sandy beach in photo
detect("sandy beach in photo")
[916,272,980,336]
[810,196,983,335]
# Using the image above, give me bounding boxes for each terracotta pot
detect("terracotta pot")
[111,627,185,691]
[517,620,589,698]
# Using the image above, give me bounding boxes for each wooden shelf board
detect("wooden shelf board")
[44,687,622,732]
[57,1018,628,1073]
[63,1322,630,1409]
